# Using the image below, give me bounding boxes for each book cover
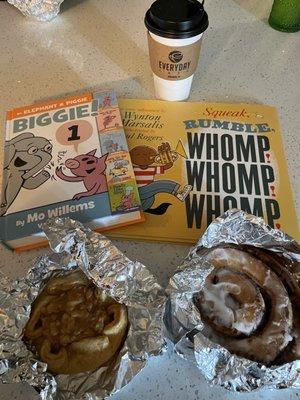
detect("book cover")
[0,90,143,251]
[108,99,299,244]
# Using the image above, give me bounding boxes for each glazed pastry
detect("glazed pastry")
[24,271,128,375]
[193,246,300,365]
[240,245,300,364]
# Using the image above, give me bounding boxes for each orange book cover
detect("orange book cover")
[108,99,299,244]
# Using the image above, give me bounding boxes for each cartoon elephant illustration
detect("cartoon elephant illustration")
[0,132,53,216]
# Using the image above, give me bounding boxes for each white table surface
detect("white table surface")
[0,0,299,399]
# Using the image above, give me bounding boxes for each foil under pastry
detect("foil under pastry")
[165,209,300,392]
[0,218,166,399]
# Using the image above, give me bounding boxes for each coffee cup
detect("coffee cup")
[145,0,209,101]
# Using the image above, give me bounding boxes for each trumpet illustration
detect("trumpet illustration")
[154,141,187,164]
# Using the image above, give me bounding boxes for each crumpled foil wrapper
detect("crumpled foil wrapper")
[165,209,300,392]
[8,0,64,21]
[0,218,166,399]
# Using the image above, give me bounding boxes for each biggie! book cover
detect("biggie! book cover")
[0,89,143,251]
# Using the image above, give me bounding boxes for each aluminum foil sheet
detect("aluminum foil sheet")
[165,209,300,392]
[0,218,166,399]
[8,0,64,21]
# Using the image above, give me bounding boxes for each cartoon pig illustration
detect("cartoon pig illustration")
[102,95,112,108]
[56,149,108,200]
[121,193,134,210]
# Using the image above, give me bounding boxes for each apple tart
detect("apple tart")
[24,271,128,375]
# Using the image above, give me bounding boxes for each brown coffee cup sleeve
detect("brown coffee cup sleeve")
[147,32,202,81]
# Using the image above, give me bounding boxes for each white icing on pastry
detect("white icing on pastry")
[194,247,294,365]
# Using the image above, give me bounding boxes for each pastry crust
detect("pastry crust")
[194,246,295,365]
[24,271,128,375]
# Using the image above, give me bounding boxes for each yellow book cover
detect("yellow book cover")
[108,99,299,244]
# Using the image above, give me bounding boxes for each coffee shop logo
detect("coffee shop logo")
[168,51,183,63]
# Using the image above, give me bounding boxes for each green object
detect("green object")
[268,0,300,32]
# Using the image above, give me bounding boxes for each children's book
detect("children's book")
[0,90,143,251]
[108,99,299,244]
